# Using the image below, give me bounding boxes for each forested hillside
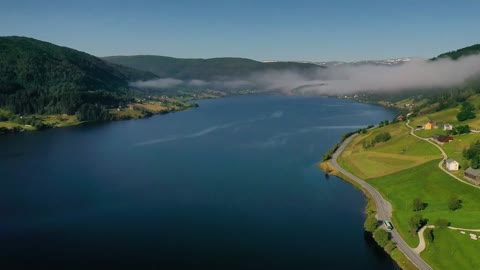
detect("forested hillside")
[0,36,157,116]
[432,44,480,60]
[103,55,325,81]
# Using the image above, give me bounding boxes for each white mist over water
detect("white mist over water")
[131,54,480,94]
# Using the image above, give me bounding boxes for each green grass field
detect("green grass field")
[110,108,145,120]
[395,98,414,108]
[390,248,419,270]
[368,159,480,247]
[338,123,442,179]
[422,228,480,270]
[0,95,199,134]
[414,129,447,139]
[441,132,480,178]
[337,97,480,269]
[39,114,79,127]
[0,121,35,130]
[410,108,460,128]
[0,108,80,132]
[410,97,480,131]
[467,94,480,110]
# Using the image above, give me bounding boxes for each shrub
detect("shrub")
[373,228,390,247]
[424,228,434,243]
[434,219,450,229]
[457,102,476,121]
[384,241,396,252]
[412,198,426,211]
[448,195,462,211]
[408,214,425,235]
[364,216,378,232]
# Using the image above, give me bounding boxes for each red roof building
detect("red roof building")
[432,134,453,143]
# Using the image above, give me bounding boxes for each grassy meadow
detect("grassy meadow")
[414,129,447,138]
[0,121,35,130]
[40,114,79,127]
[410,108,459,129]
[0,97,196,133]
[110,108,145,120]
[333,95,480,269]
[368,159,480,247]
[421,228,480,270]
[0,113,79,132]
[440,133,480,179]
[338,122,442,179]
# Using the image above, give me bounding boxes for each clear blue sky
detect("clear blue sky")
[2,0,480,61]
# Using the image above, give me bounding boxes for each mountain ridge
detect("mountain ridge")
[102,55,326,81]
[432,44,480,60]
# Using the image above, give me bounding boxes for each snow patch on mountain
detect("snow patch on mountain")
[263,58,424,67]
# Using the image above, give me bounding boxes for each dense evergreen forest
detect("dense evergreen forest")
[0,36,157,119]
[103,55,325,81]
[432,44,480,60]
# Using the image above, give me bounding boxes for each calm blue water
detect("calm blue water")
[0,95,399,269]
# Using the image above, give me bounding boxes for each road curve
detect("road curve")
[330,134,433,270]
[406,120,480,190]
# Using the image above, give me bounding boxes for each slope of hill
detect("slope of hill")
[432,44,480,60]
[0,36,157,115]
[102,55,325,81]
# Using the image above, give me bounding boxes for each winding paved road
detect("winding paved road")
[331,134,433,270]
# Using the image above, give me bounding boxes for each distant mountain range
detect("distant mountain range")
[264,58,418,67]
[1,35,480,118]
[102,55,325,81]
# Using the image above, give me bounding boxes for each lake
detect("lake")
[0,95,399,269]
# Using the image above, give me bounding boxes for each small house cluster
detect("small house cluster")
[444,159,480,186]
[404,103,416,110]
[418,120,453,131]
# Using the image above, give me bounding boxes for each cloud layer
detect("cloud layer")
[130,54,480,95]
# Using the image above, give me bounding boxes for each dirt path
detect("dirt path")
[413,225,434,254]
[414,225,480,254]
[448,226,480,232]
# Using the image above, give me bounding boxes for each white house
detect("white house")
[445,158,459,171]
[442,123,453,131]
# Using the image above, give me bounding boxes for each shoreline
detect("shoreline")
[0,92,264,136]
[318,133,430,270]
[319,161,417,270]
[0,95,380,136]
[0,101,198,135]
